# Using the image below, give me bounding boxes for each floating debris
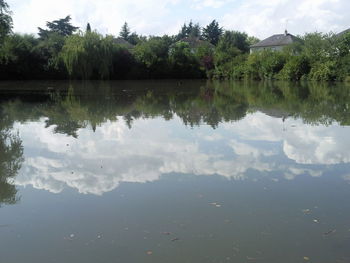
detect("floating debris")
[323,229,336,236]
[171,238,180,242]
[64,234,76,241]
[146,251,153,255]
[313,219,319,223]
[161,232,171,235]
[302,209,311,214]
[304,256,310,261]
[247,256,257,261]
[209,202,222,207]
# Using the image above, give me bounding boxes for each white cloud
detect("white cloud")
[221,0,350,38]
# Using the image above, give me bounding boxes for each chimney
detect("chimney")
[284,30,288,36]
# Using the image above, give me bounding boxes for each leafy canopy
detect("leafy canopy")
[202,20,223,46]
[38,15,79,38]
[0,0,13,42]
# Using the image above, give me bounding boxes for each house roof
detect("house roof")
[337,28,350,37]
[177,37,214,49]
[113,38,134,49]
[251,32,301,48]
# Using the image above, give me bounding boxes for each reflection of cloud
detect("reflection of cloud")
[223,112,350,165]
[230,139,275,157]
[284,168,323,181]
[12,112,350,195]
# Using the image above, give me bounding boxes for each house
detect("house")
[250,30,301,53]
[170,37,214,54]
[113,38,134,49]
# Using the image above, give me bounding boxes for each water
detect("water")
[0,80,350,263]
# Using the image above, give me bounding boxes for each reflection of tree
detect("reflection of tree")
[1,80,350,139]
[0,112,24,206]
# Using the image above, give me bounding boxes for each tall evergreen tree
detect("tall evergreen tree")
[202,20,223,45]
[177,23,188,40]
[38,15,79,38]
[119,22,130,40]
[86,23,91,33]
[0,0,12,42]
[189,22,201,38]
[177,21,201,40]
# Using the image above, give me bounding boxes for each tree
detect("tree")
[34,32,67,77]
[177,21,201,40]
[38,15,79,39]
[215,31,249,65]
[133,36,172,76]
[0,34,45,80]
[86,23,91,33]
[128,32,145,45]
[0,0,12,42]
[119,22,130,40]
[169,42,203,78]
[188,22,201,38]
[60,32,116,79]
[247,36,260,46]
[202,20,223,46]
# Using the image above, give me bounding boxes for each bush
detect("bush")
[279,55,310,80]
[309,61,336,81]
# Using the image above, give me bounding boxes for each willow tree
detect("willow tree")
[60,32,116,79]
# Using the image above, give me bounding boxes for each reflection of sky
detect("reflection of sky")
[13,112,350,195]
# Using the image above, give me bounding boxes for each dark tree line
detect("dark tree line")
[0,0,349,81]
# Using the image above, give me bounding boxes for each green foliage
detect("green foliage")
[169,42,203,78]
[215,31,249,65]
[38,15,79,39]
[247,36,260,46]
[260,51,286,79]
[0,34,46,79]
[309,61,337,81]
[0,0,12,43]
[212,54,247,79]
[202,20,223,46]
[195,42,215,71]
[60,32,117,79]
[279,55,310,80]
[128,32,145,45]
[177,21,201,40]
[119,22,131,40]
[34,32,66,75]
[133,36,172,77]
[0,10,348,81]
[214,31,250,78]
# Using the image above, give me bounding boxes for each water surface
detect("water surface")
[0,80,350,263]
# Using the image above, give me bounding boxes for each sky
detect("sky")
[6,0,350,39]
